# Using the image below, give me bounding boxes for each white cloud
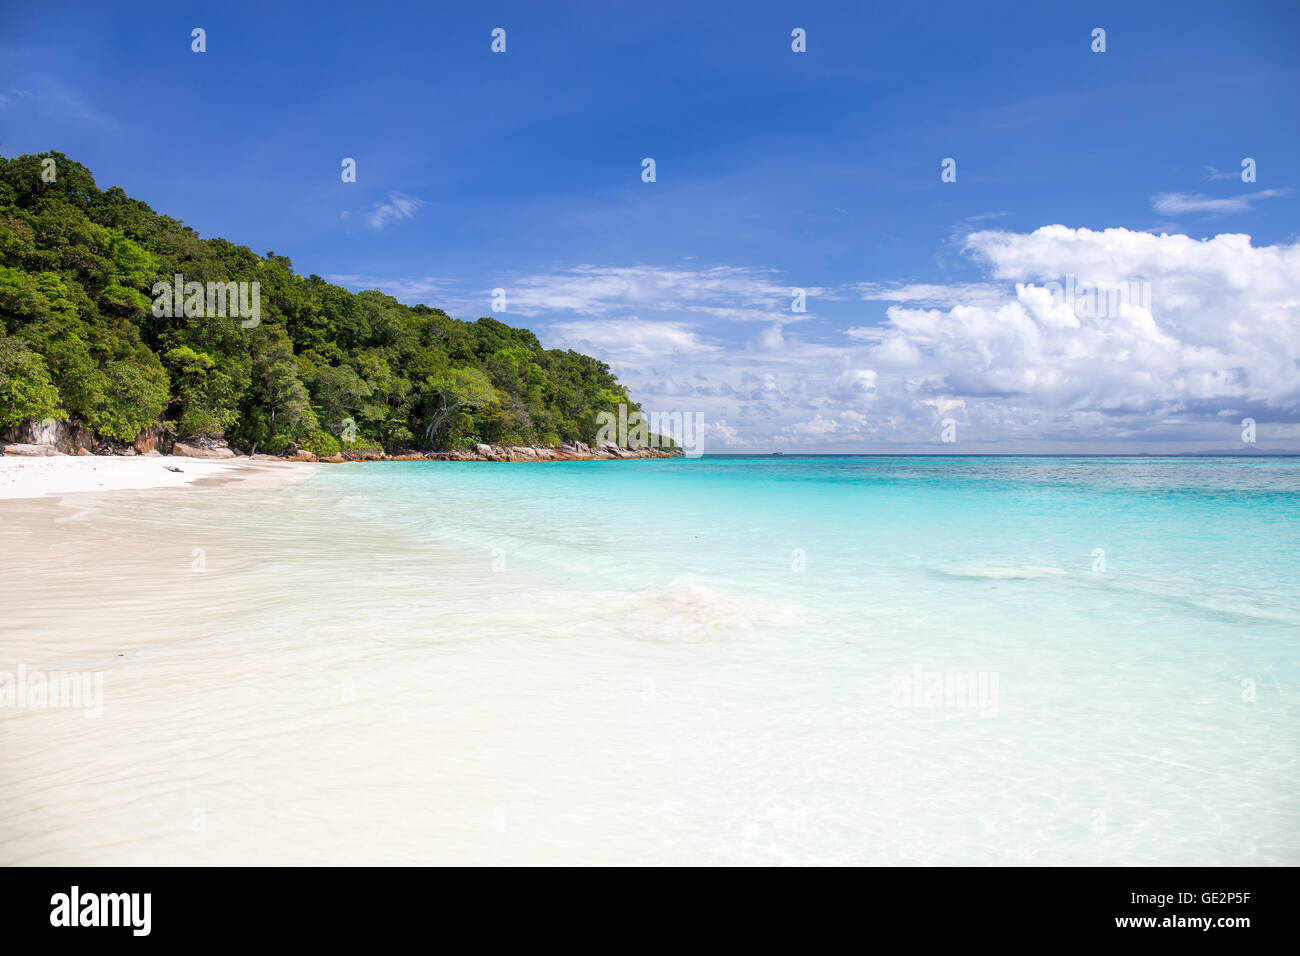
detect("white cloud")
[1151,189,1290,216]
[845,330,926,369]
[752,324,786,352]
[324,274,451,301]
[1203,165,1242,182]
[545,318,718,363]
[832,368,878,397]
[782,414,846,441]
[857,281,1009,308]
[922,397,966,418]
[503,265,830,321]
[586,227,1300,450]
[367,191,425,229]
[706,419,746,448]
[882,226,1300,424]
[335,230,1300,451]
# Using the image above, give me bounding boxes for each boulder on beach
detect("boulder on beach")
[2,443,64,457]
[172,442,236,459]
[132,424,175,456]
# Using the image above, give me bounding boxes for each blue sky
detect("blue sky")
[3,0,1299,451]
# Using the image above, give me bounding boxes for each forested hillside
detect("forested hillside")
[0,151,641,455]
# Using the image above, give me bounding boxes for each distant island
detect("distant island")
[0,151,675,461]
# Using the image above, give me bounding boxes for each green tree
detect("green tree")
[420,368,497,445]
[309,363,371,433]
[0,335,63,427]
[163,345,241,436]
[88,358,169,441]
[240,331,308,449]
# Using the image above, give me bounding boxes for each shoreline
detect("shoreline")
[3,434,681,464]
[0,440,680,500]
[283,440,683,464]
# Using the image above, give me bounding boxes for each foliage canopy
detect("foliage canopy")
[0,152,641,451]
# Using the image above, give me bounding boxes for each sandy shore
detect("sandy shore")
[0,454,313,500]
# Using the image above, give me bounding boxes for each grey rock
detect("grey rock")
[2,443,63,457]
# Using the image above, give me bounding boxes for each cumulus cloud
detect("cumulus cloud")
[832,368,878,397]
[870,225,1300,428]
[605,227,1299,450]
[706,419,747,448]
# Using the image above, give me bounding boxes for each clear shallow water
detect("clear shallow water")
[1,456,1297,864]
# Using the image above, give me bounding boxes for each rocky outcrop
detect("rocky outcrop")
[410,442,680,463]
[0,417,94,454]
[172,442,236,460]
[92,437,134,455]
[341,447,385,461]
[133,424,175,456]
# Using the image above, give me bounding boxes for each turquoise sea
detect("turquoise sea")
[3,455,1298,864]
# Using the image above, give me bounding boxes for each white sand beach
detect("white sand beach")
[0,455,312,500]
